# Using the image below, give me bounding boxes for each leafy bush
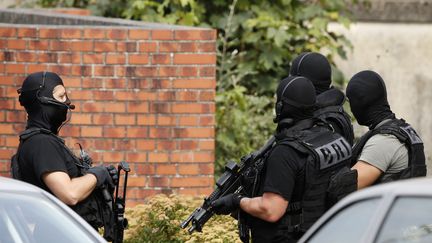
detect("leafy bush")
[36,0,356,176]
[124,194,241,243]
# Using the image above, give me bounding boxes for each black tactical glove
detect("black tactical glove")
[87,166,114,188]
[106,165,119,185]
[211,193,244,215]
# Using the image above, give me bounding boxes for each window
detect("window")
[308,198,381,243]
[376,197,432,243]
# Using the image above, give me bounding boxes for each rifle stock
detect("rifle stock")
[181,136,276,235]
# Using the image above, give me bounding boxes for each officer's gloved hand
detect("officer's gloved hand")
[211,193,244,215]
[106,165,119,185]
[87,166,114,188]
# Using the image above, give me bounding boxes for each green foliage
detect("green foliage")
[36,0,355,176]
[124,194,241,243]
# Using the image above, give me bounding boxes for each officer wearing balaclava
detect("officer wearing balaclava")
[210,76,353,242]
[289,52,354,145]
[12,72,117,221]
[347,70,426,189]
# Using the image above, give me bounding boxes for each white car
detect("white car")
[299,177,432,243]
[0,176,106,243]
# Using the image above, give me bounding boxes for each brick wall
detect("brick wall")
[0,10,216,206]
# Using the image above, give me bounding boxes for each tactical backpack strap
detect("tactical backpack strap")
[314,105,354,145]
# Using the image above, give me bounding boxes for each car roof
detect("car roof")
[0,176,46,193]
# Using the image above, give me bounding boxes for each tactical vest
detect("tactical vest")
[352,119,426,183]
[11,128,109,230]
[278,123,354,232]
[314,104,354,146]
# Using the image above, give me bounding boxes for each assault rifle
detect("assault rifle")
[77,144,130,243]
[181,136,276,241]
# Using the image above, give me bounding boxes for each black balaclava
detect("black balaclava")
[289,52,332,95]
[19,72,74,134]
[274,76,316,126]
[346,70,395,129]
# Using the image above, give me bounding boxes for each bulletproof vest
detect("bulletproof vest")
[314,89,354,145]
[352,119,426,183]
[10,128,109,230]
[278,123,353,232]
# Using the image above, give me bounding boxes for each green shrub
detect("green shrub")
[124,194,241,243]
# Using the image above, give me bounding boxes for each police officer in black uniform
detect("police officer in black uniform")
[211,76,355,242]
[290,52,354,145]
[346,70,426,188]
[12,72,116,221]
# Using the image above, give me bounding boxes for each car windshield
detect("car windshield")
[0,192,98,243]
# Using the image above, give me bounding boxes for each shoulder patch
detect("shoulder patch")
[315,137,351,170]
[400,125,423,145]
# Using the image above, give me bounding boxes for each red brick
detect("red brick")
[126,152,147,162]
[16,51,37,62]
[107,29,127,40]
[179,67,198,77]
[159,66,177,77]
[174,128,214,138]
[71,65,92,76]
[157,115,176,126]
[93,90,114,100]
[157,140,176,150]
[178,116,198,126]
[136,139,156,150]
[94,41,116,52]
[17,28,37,38]
[61,29,82,39]
[81,102,104,112]
[71,41,93,52]
[117,42,137,52]
[70,113,92,124]
[0,149,15,159]
[115,114,136,125]
[47,65,71,75]
[199,163,214,174]
[149,128,171,138]
[199,91,215,101]
[149,103,169,113]
[83,54,104,64]
[106,54,126,64]
[172,103,214,113]
[71,90,95,100]
[50,40,70,51]
[152,54,170,64]
[38,53,58,63]
[199,140,215,150]
[0,99,15,110]
[5,136,19,147]
[149,177,168,187]
[137,114,156,125]
[177,91,198,101]
[179,164,200,175]
[83,29,105,39]
[82,77,103,88]
[104,103,126,113]
[170,177,213,188]
[128,177,146,187]
[128,54,149,65]
[173,78,215,89]
[129,29,150,40]
[1,51,15,62]
[94,139,114,150]
[127,102,149,113]
[5,64,26,74]
[127,127,148,138]
[171,152,193,163]
[104,127,126,138]
[93,114,113,125]
[8,40,26,50]
[200,115,215,126]
[199,67,216,77]
[5,87,19,98]
[159,42,179,52]
[179,140,198,150]
[103,151,125,163]
[59,126,80,137]
[157,91,176,101]
[156,165,177,175]
[194,152,214,163]
[174,30,216,40]
[81,127,103,137]
[151,30,173,40]
[179,42,198,52]
[104,79,126,89]
[135,164,155,175]
[39,28,60,38]
[6,111,25,122]
[0,124,14,134]
[0,28,16,37]
[148,152,169,163]
[174,54,216,64]
[114,139,135,150]
[198,42,216,52]
[94,66,114,76]
[139,42,157,52]
[0,76,15,86]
